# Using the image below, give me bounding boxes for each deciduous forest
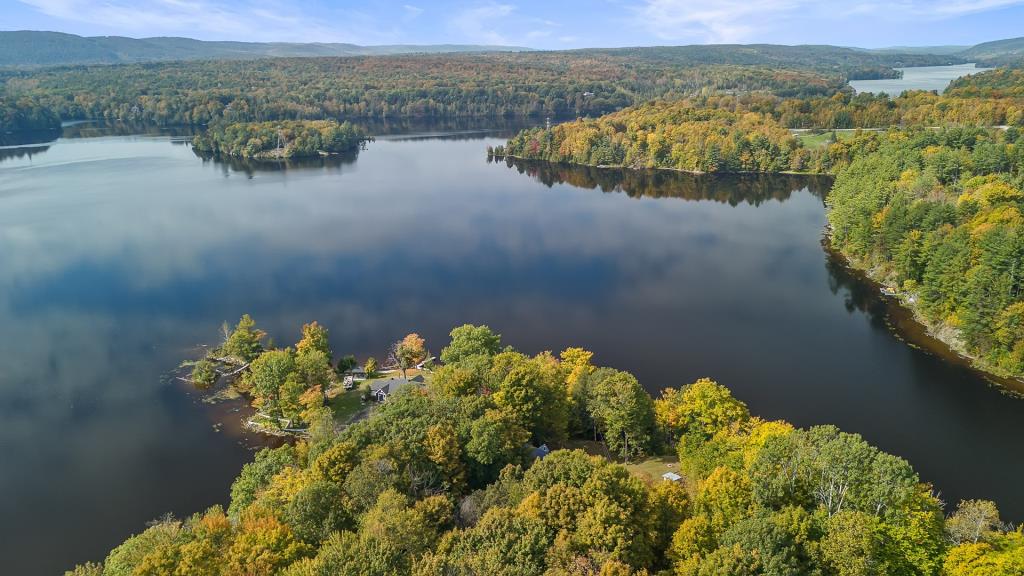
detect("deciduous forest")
[67,322,1024,576]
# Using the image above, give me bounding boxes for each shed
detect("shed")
[344,367,367,381]
[662,472,683,482]
[530,443,551,460]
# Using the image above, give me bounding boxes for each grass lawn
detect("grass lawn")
[624,455,682,483]
[796,129,880,149]
[564,439,682,484]
[327,388,364,422]
[797,131,835,149]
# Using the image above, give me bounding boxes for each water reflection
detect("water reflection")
[193,148,361,177]
[498,157,832,205]
[0,128,61,147]
[0,144,51,161]
[61,121,199,139]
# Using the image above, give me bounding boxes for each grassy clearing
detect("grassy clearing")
[796,129,879,149]
[624,455,681,483]
[564,439,682,483]
[797,131,836,148]
[328,388,365,422]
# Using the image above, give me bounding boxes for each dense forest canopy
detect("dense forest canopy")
[67,321,1024,576]
[501,100,806,173]
[0,44,967,132]
[499,74,1024,174]
[947,68,1024,99]
[827,126,1024,377]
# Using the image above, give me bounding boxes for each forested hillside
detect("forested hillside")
[947,68,1024,98]
[500,100,805,173]
[828,127,1024,377]
[0,43,970,132]
[499,90,1024,174]
[0,31,530,67]
[959,36,1024,67]
[67,322,1024,576]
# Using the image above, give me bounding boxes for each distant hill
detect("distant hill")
[959,36,1024,66]
[577,44,965,79]
[0,31,532,67]
[859,45,970,56]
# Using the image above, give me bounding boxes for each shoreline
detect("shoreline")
[489,152,822,176]
[822,237,1024,397]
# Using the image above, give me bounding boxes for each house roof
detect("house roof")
[370,378,415,396]
[530,444,551,459]
[662,472,682,482]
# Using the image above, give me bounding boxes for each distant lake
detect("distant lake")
[1,123,1023,574]
[849,63,986,94]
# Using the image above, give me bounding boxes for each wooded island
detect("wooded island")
[191,120,367,159]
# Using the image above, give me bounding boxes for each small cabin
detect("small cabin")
[368,376,423,402]
[661,472,683,483]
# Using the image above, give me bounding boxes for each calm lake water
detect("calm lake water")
[2,124,1023,573]
[849,63,986,94]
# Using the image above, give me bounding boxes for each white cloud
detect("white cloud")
[448,2,517,45]
[402,4,424,19]
[634,0,1024,43]
[16,0,390,43]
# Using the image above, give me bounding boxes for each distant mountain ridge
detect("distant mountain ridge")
[857,45,970,56]
[1,30,1022,69]
[0,30,533,67]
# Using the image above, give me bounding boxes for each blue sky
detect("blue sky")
[4,0,1024,48]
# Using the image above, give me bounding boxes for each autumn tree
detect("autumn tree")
[655,378,750,443]
[947,500,1002,545]
[391,333,427,379]
[364,357,378,377]
[295,321,332,362]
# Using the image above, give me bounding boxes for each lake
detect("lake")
[849,63,986,94]
[2,124,1023,574]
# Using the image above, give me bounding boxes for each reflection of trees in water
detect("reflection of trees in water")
[0,145,51,162]
[192,147,361,177]
[361,115,557,139]
[497,157,831,206]
[61,121,199,139]
[823,241,889,328]
[0,128,61,147]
